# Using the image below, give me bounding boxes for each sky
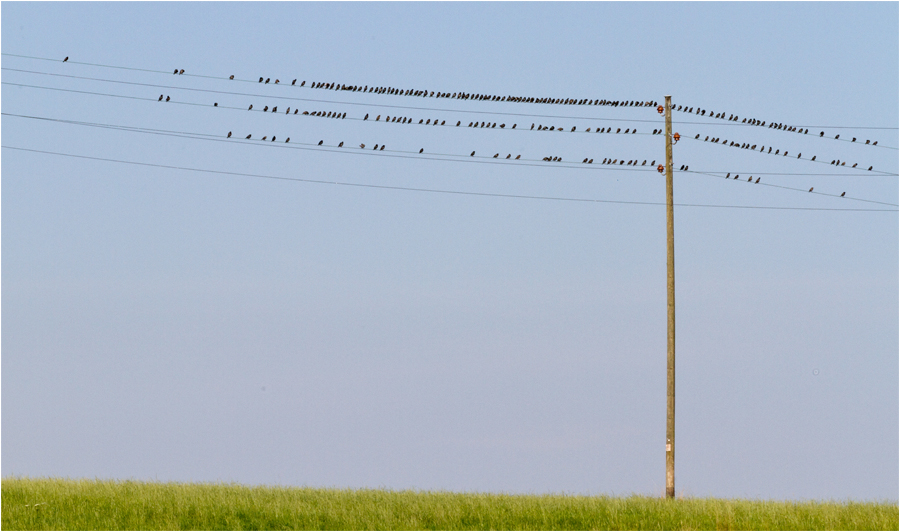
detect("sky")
[2,2,898,502]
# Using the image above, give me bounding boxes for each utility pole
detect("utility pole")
[664,95,676,499]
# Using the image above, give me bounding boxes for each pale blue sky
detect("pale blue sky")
[2,2,898,501]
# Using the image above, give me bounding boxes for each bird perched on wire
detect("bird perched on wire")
[275,79,280,84]
[380,146,385,151]
[272,136,276,142]
[868,166,873,170]
[835,134,840,140]
[841,192,846,197]
[373,144,379,150]
[179,69,185,75]
[227,132,232,138]
[318,140,323,146]
[506,154,511,159]
[515,155,521,160]
[360,144,365,149]
[248,104,253,110]
[471,151,475,156]
[364,114,369,120]
[158,95,163,101]
[286,138,290,143]
[420,148,424,153]
[820,131,824,137]
[809,187,814,192]
[259,77,264,83]
[265,78,270,84]
[493,154,499,158]
[175,69,179,74]
[261,136,267,141]
[301,81,306,87]
[337,142,343,147]
[246,134,251,139]
[263,106,268,112]
[229,75,234,80]
[755,178,760,183]
[272,106,277,113]
[165,96,170,102]
[63,56,69,62]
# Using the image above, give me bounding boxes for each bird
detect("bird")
[364,114,369,120]
[734,175,739,180]
[457,121,461,126]
[380,145,385,151]
[841,192,846,197]
[261,136,267,141]
[301,81,306,87]
[227,132,232,138]
[852,163,857,168]
[263,106,268,112]
[419,148,424,153]
[852,137,856,142]
[286,107,290,114]
[63,56,68,62]
[246,134,251,139]
[868,166,873,170]
[809,187,814,192]
[755,178,760,183]
[286,138,290,143]
[294,109,298,114]
[865,140,870,145]
[360,144,365,149]
[265,78,270,84]
[471,151,475,156]
[873,141,878,146]
[506,154,511,159]
[798,153,801,158]
[572,126,577,132]
[726,173,731,178]
[588,159,593,164]
[248,104,253,110]
[515,155,521,160]
[158,95,163,101]
[275,79,280,84]
[494,153,499,158]
[338,142,343,147]
[583,158,589,163]
[820,131,824,137]
[230,75,234,80]
[376,115,381,121]
[259,77,264,83]
[811,156,816,161]
[835,135,840,140]
[165,96,170,102]
[214,103,218,107]
[512,124,517,129]
[271,136,275,142]
[373,144,378,150]
[272,106,277,113]
[531,124,535,130]
[179,69,185,75]
[318,140,323,146]
[175,69,179,74]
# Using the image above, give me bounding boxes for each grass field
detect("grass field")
[2,477,897,530]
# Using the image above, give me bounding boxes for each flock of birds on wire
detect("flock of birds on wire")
[57,57,889,199]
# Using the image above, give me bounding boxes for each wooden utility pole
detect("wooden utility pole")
[664,95,676,499]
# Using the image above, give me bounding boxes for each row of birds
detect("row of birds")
[690,133,875,170]
[243,74,657,108]
[666,104,881,146]
[718,172,846,196]
[223,130,662,165]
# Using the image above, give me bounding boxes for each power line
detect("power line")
[6,53,897,133]
[7,111,893,206]
[4,145,895,212]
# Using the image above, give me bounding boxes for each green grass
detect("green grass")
[2,477,896,530]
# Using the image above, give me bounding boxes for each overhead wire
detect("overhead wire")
[3,145,895,212]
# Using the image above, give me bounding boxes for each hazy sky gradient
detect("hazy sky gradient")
[2,2,897,501]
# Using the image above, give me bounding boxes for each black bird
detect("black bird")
[456,121,461,126]
[338,142,344,147]
[506,154,511,159]
[471,151,475,157]
[373,144,378,150]
[809,187,814,192]
[158,95,163,101]
[165,96,170,102]
[572,126,576,132]
[726,173,730,178]
[214,103,218,107]
[493,154,499,158]
[286,107,290,114]
[583,158,588,163]
[589,159,593,164]
[835,135,839,140]
[263,106,268,112]
[175,69,179,74]
[820,131,824,137]
[294,109,298,114]
[755,178,760,183]
[695,134,700,139]
[275,80,279,84]
[866,140,870,144]
[179,69,184,75]
[272,106,277,113]
[811,155,816,161]
[852,137,856,142]
[868,166,873,170]
[852,163,857,168]
[265,78,270,84]
[230,75,234,80]
[262,136,267,141]
[798,153,801,158]
[246,134,251,139]
[734,175,739,180]
[679,165,685,171]
[380,146,385,151]
[63,56,69,62]
[285,138,290,143]
[364,114,369,120]
[248,104,253,110]
[873,141,878,146]
[272,136,275,142]
[259,77,264,83]
[531,124,535,130]
[318,140,323,146]
[227,132,232,138]
[515,155,521,160]
[300,81,306,87]
[512,124,516,129]
[616,128,621,133]
[419,148,424,153]
[841,192,846,197]
[360,144,365,148]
